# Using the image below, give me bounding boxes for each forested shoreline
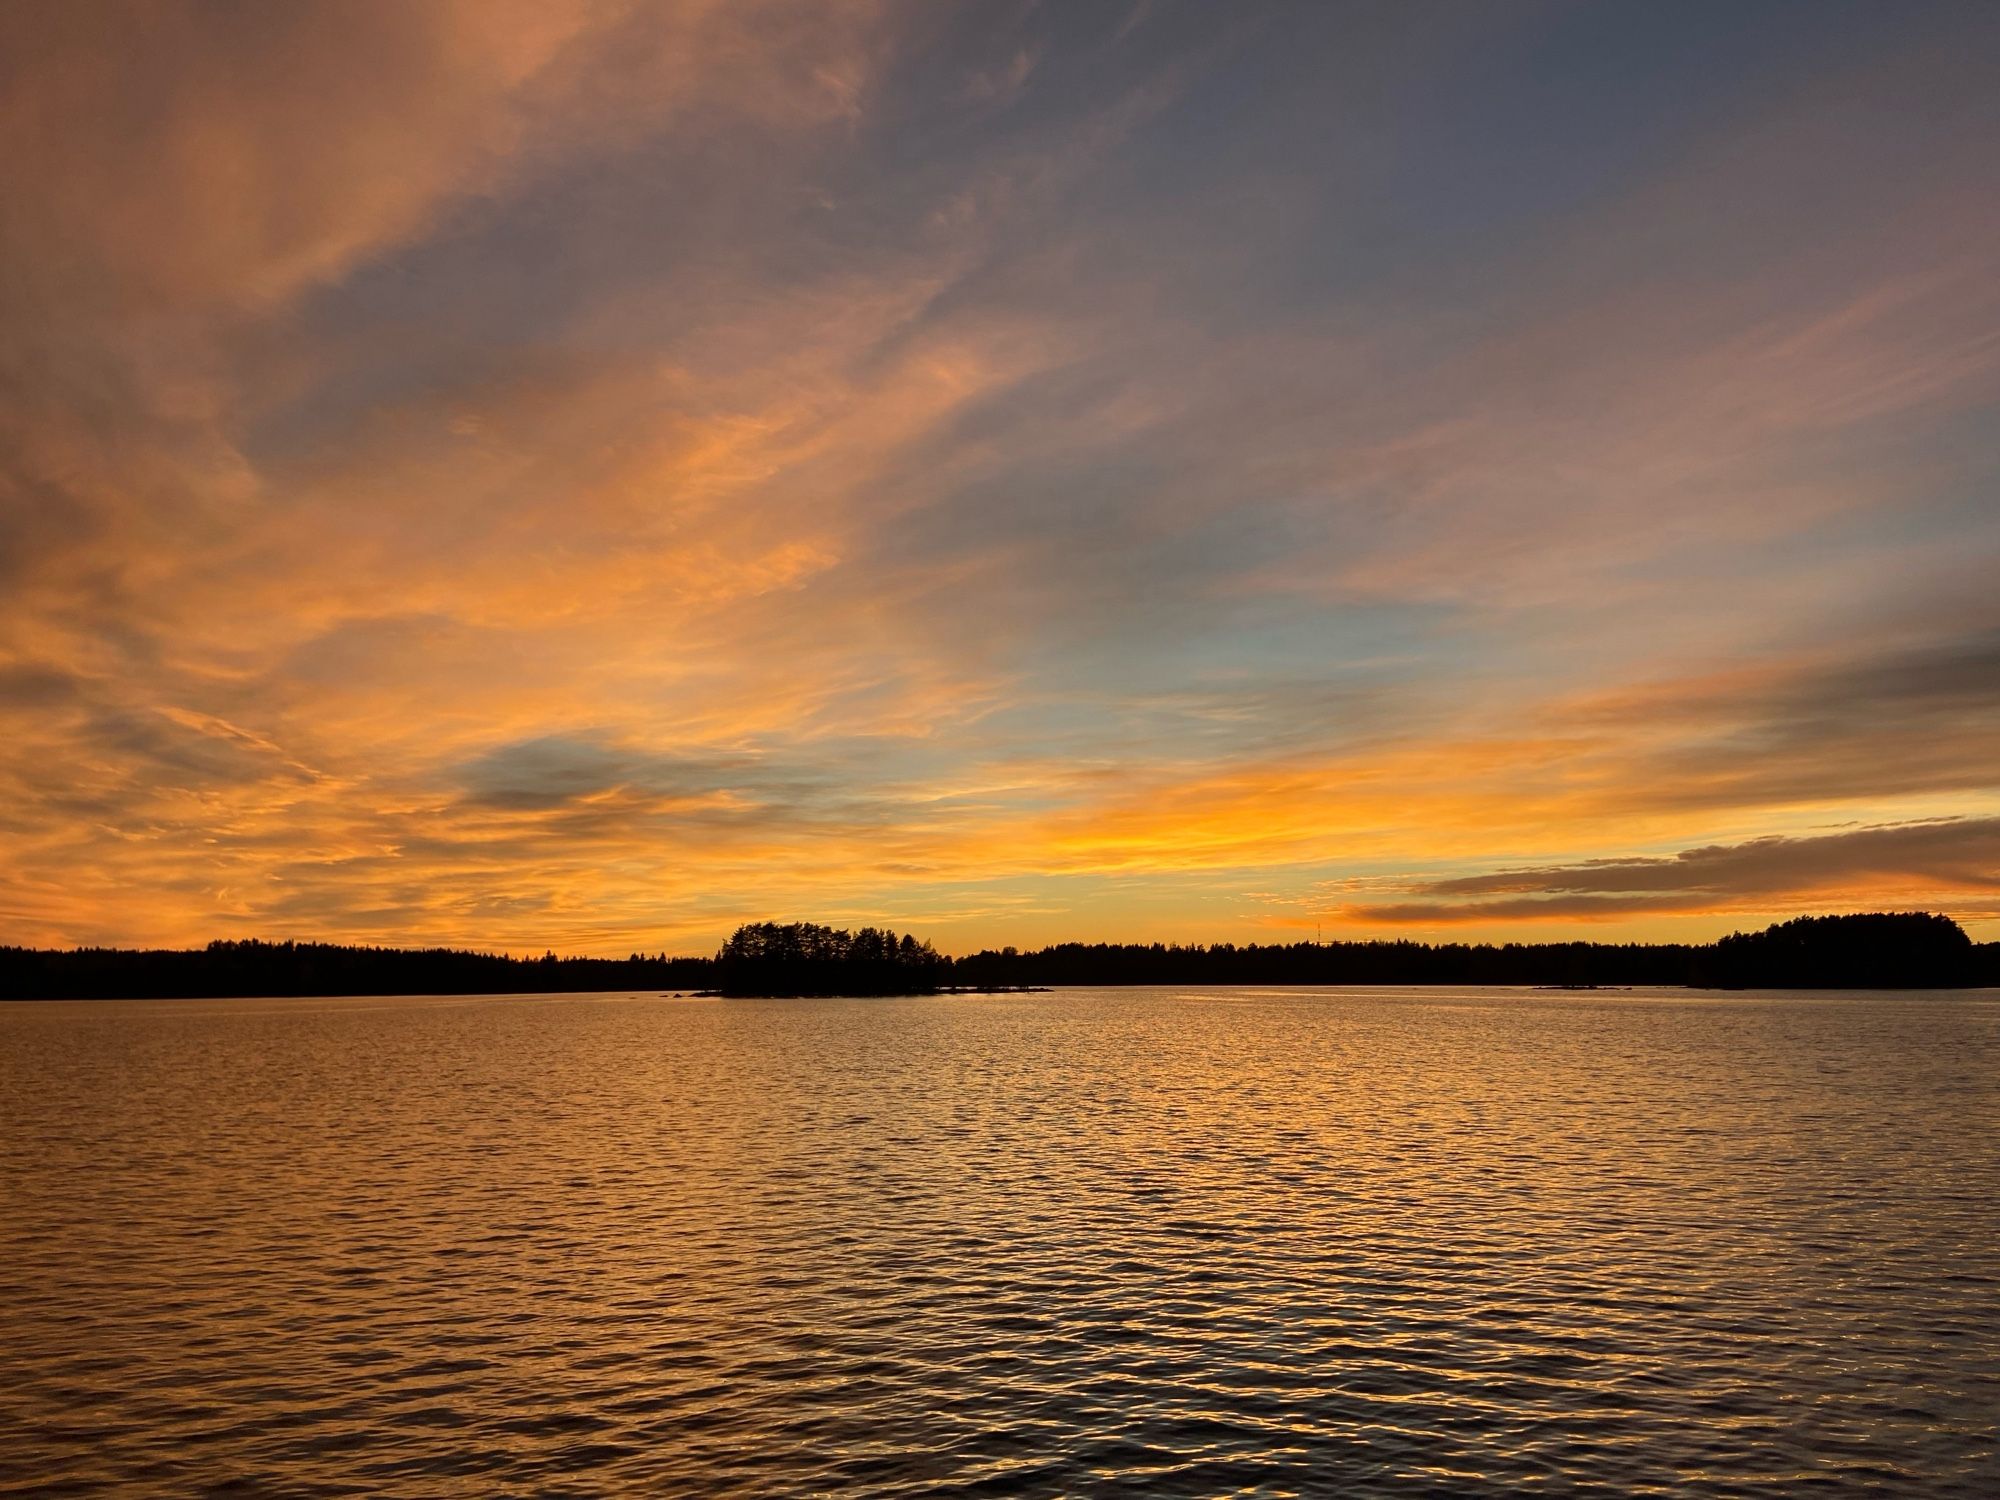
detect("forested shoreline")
[3,913,1993,999]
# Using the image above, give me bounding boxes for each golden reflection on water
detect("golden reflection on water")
[2,987,1997,1495]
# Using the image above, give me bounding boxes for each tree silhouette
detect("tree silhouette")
[1703,912,1976,988]
[714,921,945,996]
[2,912,1991,999]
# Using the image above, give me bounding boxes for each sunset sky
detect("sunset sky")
[4,1,1998,955]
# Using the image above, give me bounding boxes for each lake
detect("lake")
[3,987,1996,1496]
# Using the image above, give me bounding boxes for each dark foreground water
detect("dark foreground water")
[3,987,1997,1497]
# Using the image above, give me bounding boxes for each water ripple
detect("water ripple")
[3,987,1997,1495]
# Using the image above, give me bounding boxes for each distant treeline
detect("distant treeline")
[1,913,1993,1000]
[956,913,1994,990]
[0,941,712,1001]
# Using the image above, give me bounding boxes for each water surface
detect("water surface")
[4,987,1997,1496]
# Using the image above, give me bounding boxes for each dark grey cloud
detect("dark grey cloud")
[0,661,78,707]
[452,732,845,819]
[1357,894,1689,923]
[1620,629,2000,813]
[83,708,317,792]
[457,734,695,811]
[1751,630,2000,743]
[1353,817,2000,923]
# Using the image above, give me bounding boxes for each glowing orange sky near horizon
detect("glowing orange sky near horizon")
[2,2,1997,956]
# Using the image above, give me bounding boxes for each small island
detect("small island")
[713,921,947,997]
